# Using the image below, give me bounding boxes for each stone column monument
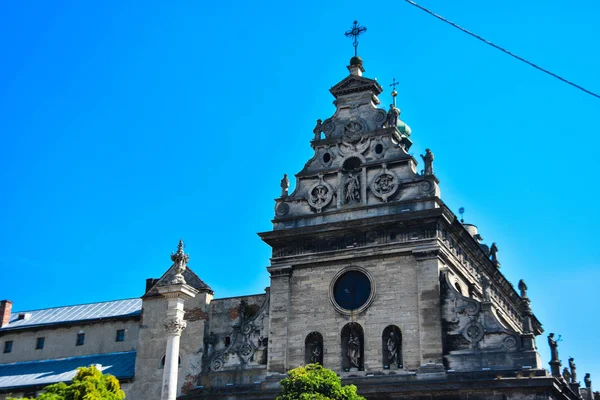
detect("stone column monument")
[157,240,198,400]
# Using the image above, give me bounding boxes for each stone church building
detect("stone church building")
[0,42,597,400]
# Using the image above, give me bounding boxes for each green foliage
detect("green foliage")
[10,366,125,400]
[277,364,365,400]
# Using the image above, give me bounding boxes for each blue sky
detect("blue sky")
[1,0,598,380]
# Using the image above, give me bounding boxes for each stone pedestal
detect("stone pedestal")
[158,283,198,400]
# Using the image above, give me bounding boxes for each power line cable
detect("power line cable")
[403,0,600,100]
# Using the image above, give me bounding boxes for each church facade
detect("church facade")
[0,41,597,400]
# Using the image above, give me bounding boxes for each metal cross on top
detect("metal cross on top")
[345,20,367,57]
[390,78,399,106]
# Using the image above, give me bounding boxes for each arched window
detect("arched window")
[305,331,324,365]
[382,325,403,369]
[160,355,181,369]
[341,322,364,371]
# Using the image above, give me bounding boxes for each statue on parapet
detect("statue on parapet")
[313,119,323,141]
[386,104,400,128]
[569,357,578,383]
[518,279,528,298]
[563,367,572,383]
[585,373,591,388]
[490,242,500,267]
[420,149,434,176]
[280,174,289,197]
[548,333,560,362]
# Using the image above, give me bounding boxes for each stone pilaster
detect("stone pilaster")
[267,265,292,375]
[413,247,444,371]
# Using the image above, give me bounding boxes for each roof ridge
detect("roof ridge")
[10,297,141,314]
[0,350,137,367]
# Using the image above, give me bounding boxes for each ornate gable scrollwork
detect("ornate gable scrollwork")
[441,270,523,363]
[203,294,270,373]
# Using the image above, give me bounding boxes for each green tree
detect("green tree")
[277,364,365,400]
[11,365,125,400]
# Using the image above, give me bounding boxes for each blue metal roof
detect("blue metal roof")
[1,298,142,331]
[0,351,136,391]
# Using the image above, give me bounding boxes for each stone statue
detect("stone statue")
[490,243,499,265]
[569,357,577,383]
[386,331,400,368]
[310,344,322,364]
[518,279,528,298]
[313,119,323,140]
[564,367,572,383]
[345,173,361,204]
[420,149,434,176]
[481,276,491,302]
[548,333,559,362]
[347,333,360,368]
[280,174,289,197]
[386,104,400,128]
[585,373,592,388]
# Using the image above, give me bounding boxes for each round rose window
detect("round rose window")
[330,268,374,314]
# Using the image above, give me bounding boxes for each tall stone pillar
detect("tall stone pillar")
[157,240,199,400]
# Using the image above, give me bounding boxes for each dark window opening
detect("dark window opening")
[342,157,361,172]
[375,143,384,154]
[36,337,45,350]
[76,333,85,346]
[454,282,463,295]
[323,152,331,163]
[116,329,125,342]
[3,341,12,353]
[224,336,231,346]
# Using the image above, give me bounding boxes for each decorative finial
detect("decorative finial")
[459,207,465,223]
[345,20,367,58]
[170,239,189,285]
[390,78,399,107]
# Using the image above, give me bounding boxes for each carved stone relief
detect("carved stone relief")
[307,175,334,213]
[344,173,361,204]
[370,165,398,202]
[203,295,270,373]
[164,317,187,336]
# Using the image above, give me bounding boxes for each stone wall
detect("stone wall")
[0,319,139,364]
[280,250,443,373]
